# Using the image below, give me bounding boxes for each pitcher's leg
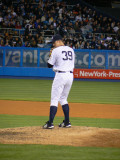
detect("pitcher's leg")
[49,106,57,123]
[59,74,73,125]
[50,74,64,106]
[59,78,73,106]
[62,104,70,123]
[43,74,64,128]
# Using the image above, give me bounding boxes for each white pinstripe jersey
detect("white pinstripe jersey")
[48,46,75,72]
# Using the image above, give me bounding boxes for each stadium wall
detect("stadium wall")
[0,47,120,79]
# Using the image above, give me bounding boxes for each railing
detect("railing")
[0,28,116,39]
[0,28,55,37]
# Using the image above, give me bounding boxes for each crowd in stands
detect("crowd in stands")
[0,0,120,50]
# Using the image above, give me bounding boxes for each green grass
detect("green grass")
[0,144,120,160]
[0,78,120,104]
[71,80,120,104]
[0,79,52,102]
[0,114,120,129]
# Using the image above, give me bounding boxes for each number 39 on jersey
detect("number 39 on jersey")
[62,51,73,60]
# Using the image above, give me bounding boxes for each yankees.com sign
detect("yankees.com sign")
[75,51,120,69]
[2,49,50,67]
[1,48,120,69]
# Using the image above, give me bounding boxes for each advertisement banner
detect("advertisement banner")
[2,48,49,67]
[74,69,120,79]
[1,47,120,69]
[0,49,3,66]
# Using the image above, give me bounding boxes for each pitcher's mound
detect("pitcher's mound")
[0,126,120,147]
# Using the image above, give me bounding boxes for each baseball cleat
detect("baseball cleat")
[59,120,71,128]
[43,121,54,129]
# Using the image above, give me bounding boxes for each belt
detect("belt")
[57,71,73,73]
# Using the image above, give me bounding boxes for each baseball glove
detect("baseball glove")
[49,47,54,57]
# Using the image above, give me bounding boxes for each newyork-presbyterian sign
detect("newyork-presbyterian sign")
[74,69,120,79]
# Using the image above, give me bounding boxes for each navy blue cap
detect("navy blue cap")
[52,34,62,43]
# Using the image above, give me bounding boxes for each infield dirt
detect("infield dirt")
[0,100,120,119]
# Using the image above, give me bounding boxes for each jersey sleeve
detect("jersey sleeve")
[48,49,56,66]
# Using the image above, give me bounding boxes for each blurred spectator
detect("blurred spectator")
[0,0,119,50]
[75,13,82,22]
[15,21,22,29]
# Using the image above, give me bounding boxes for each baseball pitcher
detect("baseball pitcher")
[43,34,75,129]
